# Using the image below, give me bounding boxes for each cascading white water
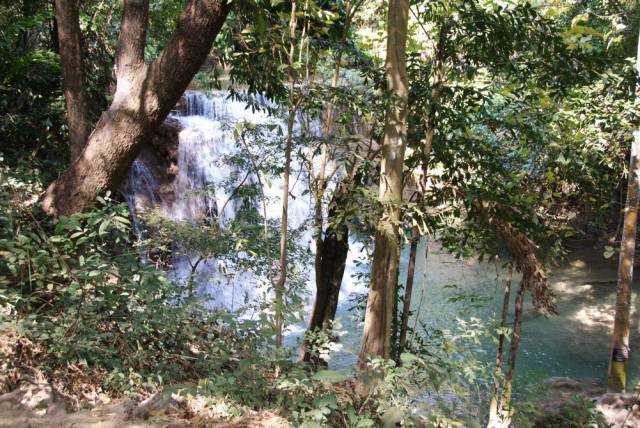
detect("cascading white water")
[174,92,310,227]
[124,160,160,239]
[125,90,369,359]
[126,91,315,313]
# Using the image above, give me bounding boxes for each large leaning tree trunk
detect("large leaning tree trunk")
[41,0,230,216]
[607,29,640,393]
[358,0,409,368]
[54,0,91,161]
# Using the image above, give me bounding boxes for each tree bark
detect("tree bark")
[398,225,418,354]
[41,0,230,216]
[607,30,640,392]
[487,263,513,428]
[301,187,350,362]
[358,0,409,367]
[274,0,298,348]
[54,0,91,161]
[495,280,525,428]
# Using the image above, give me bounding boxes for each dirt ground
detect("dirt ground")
[0,381,288,428]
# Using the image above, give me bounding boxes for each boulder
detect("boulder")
[595,392,640,427]
[544,376,583,391]
[0,376,62,417]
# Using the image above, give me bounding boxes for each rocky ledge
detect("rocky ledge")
[538,376,639,427]
[123,117,182,211]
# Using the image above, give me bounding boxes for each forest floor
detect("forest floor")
[0,373,288,428]
[3,373,640,427]
[0,389,288,428]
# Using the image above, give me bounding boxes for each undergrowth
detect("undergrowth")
[0,160,607,427]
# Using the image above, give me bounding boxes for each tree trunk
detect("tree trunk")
[398,225,418,354]
[487,263,513,428]
[274,0,298,348]
[19,0,39,52]
[607,30,640,392]
[41,0,230,216]
[494,279,525,428]
[301,188,350,362]
[397,22,447,358]
[300,1,358,362]
[54,0,91,161]
[358,0,409,367]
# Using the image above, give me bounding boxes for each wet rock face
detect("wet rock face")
[173,96,187,115]
[125,118,182,209]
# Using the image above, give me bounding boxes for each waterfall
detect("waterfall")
[124,90,368,360]
[124,160,161,240]
[125,91,312,313]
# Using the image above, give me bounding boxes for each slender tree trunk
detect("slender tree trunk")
[41,0,229,216]
[274,0,298,348]
[19,0,39,52]
[607,31,640,392]
[408,239,429,345]
[397,23,447,357]
[358,0,409,368]
[398,225,418,354]
[495,279,525,428]
[310,0,354,295]
[488,263,513,428]
[54,0,91,161]
[51,14,60,53]
[467,198,552,426]
[300,2,358,362]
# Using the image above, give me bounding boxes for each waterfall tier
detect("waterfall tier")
[126,91,311,312]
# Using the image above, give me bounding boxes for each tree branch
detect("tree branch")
[115,0,149,80]
[147,0,230,116]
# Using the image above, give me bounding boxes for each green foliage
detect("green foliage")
[0,4,66,172]
[0,164,259,396]
[1,0,639,425]
[219,0,349,102]
[402,0,639,266]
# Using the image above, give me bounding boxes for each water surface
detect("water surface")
[329,240,639,390]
